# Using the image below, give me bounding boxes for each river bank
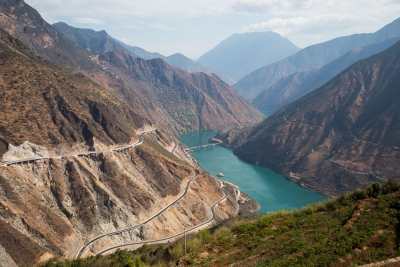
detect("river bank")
[179,131,326,213]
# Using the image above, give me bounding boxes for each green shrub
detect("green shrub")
[168,241,184,262]
[187,238,202,253]
[196,230,211,243]
[301,204,317,215]
[213,226,231,238]
[353,188,368,200]
[382,179,400,194]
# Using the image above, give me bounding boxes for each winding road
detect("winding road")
[171,142,178,154]
[0,128,156,167]
[76,170,200,259]
[2,126,232,259]
[96,191,228,256]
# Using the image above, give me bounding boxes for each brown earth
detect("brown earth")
[0,131,241,265]
[0,28,147,157]
[94,51,263,135]
[0,28,254,266]
[0,0,263,137]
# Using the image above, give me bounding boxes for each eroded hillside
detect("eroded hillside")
[95,51,263,135]
[0,0,263,137]
[0,29,249,266]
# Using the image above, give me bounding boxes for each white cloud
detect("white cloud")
[72,17,104,25]
[232,0,284,14]
[23,0,400,57]
[148,23,172,31]
[243,14,359,36]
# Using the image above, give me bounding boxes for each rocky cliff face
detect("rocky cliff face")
[0,132,241,265]
[0,28,247,266]
[0,29,148,157]
[0,0,100,72]
[234,41,400,196]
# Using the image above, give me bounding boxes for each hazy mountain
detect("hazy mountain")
[233,41,400,196]
[0,1,262,136]
[115,38,236,85]
[96,50,264,135]
[0,28,240,265]
[253,37,400,113]
[196,31,300,81]
[52,22,133,55]
[234,17,400,101]
[114,38,165,60]
[53,22,235,85]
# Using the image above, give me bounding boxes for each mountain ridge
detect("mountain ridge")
[0,1,262,137]
[233,17,400,101]
[95,50,263,135]
[253,37,400,113]
[233,40,400,196]
[0,26,245,266]
[51,22,236,85]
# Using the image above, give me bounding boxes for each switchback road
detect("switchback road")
[76,170,199,259]
[0,128,155,167]
[96,191,228,255]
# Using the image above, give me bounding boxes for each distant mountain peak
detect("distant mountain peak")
[196,31,300,81]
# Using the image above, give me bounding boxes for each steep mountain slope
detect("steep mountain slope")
[0,0,100,72]
[234,17,400,101]
[95,50,263,135]
[234,41,400,196]
[0,1,260,136]
[113,39,165,60]
[197,31,300,81]
[52,22,235,85]
[0,30,146,156]
[112,34,236,85]
[52,22,133,55]
[253,37,400,113]
[0,29,243,266]
[161,53,235,85]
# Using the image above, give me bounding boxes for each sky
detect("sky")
[24,0,400,59]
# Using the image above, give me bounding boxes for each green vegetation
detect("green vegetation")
[187,179,400,266]
[39,180,400,266]
[38,230,213,267]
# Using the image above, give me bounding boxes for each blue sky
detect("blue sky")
[24,0,400,59]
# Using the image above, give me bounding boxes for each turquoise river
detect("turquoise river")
[179,131,327,213]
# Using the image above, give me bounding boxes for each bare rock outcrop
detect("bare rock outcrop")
[2,141,49,162]
[0,131,240,265]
